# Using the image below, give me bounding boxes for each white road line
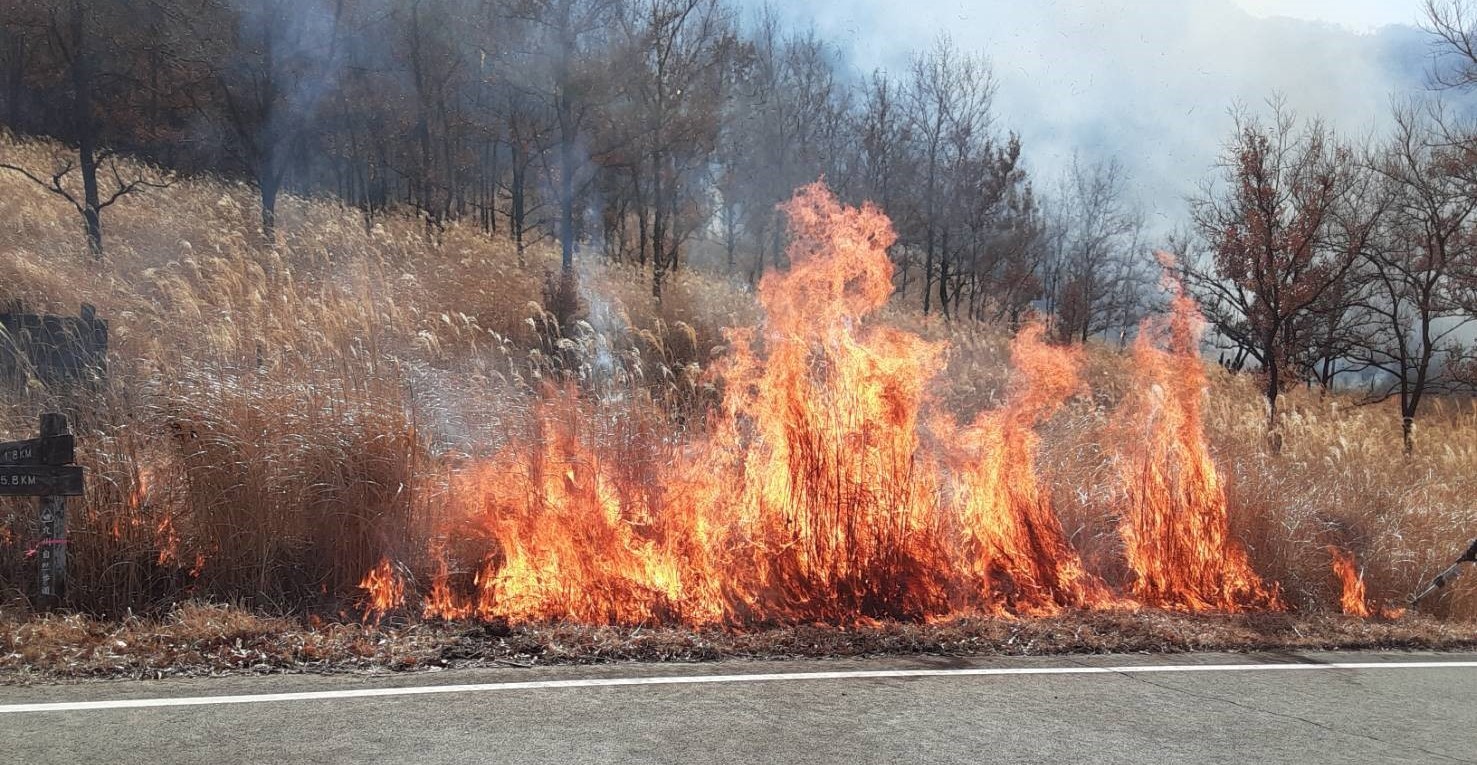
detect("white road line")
[2,661,1475,714]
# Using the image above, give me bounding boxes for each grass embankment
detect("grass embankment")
[4,604,1474,683]
[0,135,1474,661]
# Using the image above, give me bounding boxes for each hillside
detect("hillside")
[0,135,1475,634]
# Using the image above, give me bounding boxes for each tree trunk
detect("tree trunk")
[1265,351,1282,452]
[260,167,280,248]
[723,201,737,272]
[5,34,23,131]
[936,246,949,319]
[558,110,575,272]
[69,2,102,258]
[511,152,527,266]
[652,155,666,299]
[82,202,101,257]
[486,139,499,234]
[666,181,680,275]
[923,229,934,315]
[748,222,766,286]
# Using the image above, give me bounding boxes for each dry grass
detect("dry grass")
[1039,351,1477,621]
[0,136,742,615]
[0,134,1475,634]
[2,603,1473,683]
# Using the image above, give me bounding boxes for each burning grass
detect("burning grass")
[1,136,1476,639]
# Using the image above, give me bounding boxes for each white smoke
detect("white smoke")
[748,0,1446,235]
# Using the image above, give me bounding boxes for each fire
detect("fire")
[456,393,692,624]
[155,516,180,566]
[1113,259,1282,612]
[1327,546,1403,619]
[110,465,183,566]
[946,324,1109,615]
[359,557,406,622]
[364,185,1299,627]
[111,465,155,540]
[129,465,154,511]
[678,184,955,623]
[1327,545,1372,617]
[422,545,475,620]
[418,183,1115,625]
[134,466,185,566]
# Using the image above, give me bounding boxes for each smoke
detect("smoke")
[750,0,1440,235]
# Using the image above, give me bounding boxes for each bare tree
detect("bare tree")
[396,0,476,234]
[717,13,847,284]
[1046,155,1146,342]
[1186,101,1371,437]
[0,0,1080,305]
[904,35,995,316]
[1347,103,1477,453]
[948,132,1042,323]
[507,0,620,272]
[0,0,171,257]
[853,70,922,298]
[0,4,32,131]
[170,0,346,246]
[1424,0,1477,89]
[617,0,734,296]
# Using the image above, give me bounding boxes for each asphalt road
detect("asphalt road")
[2,651,1475,764]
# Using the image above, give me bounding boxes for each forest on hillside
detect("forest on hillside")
[6,1,1477,451]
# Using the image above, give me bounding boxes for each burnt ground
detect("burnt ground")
[3,604,1476,684]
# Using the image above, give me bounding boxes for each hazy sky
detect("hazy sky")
[1232,0,1421,31]
[758,0,1451,235]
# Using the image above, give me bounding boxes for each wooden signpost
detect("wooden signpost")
[0,413,82,606]
[0,302,109,389]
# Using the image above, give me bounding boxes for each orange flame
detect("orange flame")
[415,183,1113,625]
[1326,546,1402,619]
[946,324,1110,614]
[422,545,474,620]
[359,187,1305,626]
[128,466,184,566]
[1327,545,1372,617]
[129,466,154,510]
[358,557,405,623]
[112,465,184,566]
[1114,260,1282,612]
[112,466,155,541]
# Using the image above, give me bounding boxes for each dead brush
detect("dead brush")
[0,135,730,618]
[0,134,1475,624]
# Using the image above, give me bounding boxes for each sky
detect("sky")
[1233,0,1420,31]
[754,0,1454,235]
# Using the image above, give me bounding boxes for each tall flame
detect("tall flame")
[1114,260,1282,612]
[418,183,1111,625]
[947,324,1109,614]
[397,188,1306,627]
